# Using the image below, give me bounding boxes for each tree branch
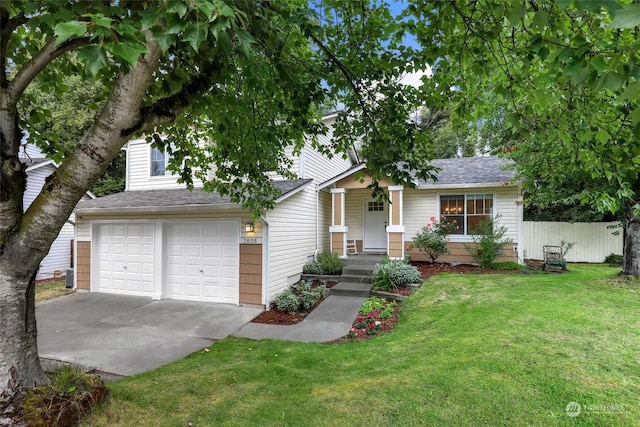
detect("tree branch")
[0,10,29,88]
[7,37,91,105]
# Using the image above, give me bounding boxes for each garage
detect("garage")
[95,223,155,296]
[165,220,240,304]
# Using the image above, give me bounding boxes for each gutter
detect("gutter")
[260,214,271,310]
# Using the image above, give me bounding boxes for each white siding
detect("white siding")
[402,187,520,243]
[266,146,301,181]
[303,118,354,184]
[25,163,88,279]
[126,139,202,191]
[318,190,332,252]
[523,221,622,263]
[266,187,317,301]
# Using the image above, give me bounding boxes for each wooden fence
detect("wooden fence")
[523,221,623,263]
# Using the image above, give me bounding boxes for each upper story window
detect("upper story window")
[150,147,172,177]
[440,194,494,235]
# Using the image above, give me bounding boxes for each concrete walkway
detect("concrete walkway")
[234,295,367,343]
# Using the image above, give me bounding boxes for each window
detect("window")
[150,147,172,176]
[440,194,493,235]
[367,201,384,212]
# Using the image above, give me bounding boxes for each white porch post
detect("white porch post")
[387,185,405,260]
[329,188,348,258]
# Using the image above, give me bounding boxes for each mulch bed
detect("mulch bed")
[411,261,522,279]
[251,281,336,325]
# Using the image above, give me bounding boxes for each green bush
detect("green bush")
[371,260,421,291]
[464,215,512,268]
[302,252,343,275]
[605,253,623,266]
[302,260,323,275]
[300,286,325,310]
[409,216,458,262]
[274,289,299,313]
[359,296,386,315]
[316,252,343,275]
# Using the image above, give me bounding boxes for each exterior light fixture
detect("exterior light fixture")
[245,223,254,233]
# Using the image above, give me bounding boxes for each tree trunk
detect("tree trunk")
[623,207,640,276]
[0,33,163,406]
[0,272,48,406]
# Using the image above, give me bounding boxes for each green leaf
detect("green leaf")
[54,21,88,46]
[590,56,607,73]
[620,82,640,101]
[167,1,188,18]
[184,26,208,51]
[604,72,625,91]
[234,29,254,56]
[610,4,640,29]
[595,130,610,144]
[110,41,148,67]
[151,32,176,53]
[630,106,640,125]
[84,13,112,28]
[532,10,549,30]
[217,30,233,53]
[507,1,523,26]
[77,45,108,76]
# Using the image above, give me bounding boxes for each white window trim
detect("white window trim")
[436,192,498,242]
[150,146,173,177]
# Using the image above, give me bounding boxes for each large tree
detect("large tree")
[406,0,640,274]
[0,0,430,405]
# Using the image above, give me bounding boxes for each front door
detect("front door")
[364,198,387,251]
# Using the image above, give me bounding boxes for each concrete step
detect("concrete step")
[339,274,372,284]
[330,281,372,297]
[342,265,375,276]
[343,255,384,266]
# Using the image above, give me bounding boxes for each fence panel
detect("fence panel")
[523,221,622,263]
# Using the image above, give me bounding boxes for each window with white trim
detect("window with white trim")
[440,194,494,235]
[150,146,172,176]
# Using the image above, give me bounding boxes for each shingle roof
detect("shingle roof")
[75,179,312,213]
[418,156,516,186]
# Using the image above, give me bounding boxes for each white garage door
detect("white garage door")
[165,220,239,304]
[96,223,155,296]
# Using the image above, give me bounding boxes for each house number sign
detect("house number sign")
[241,237,263,244]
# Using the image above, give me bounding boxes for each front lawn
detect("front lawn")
[36,279,74,303]
[85,265,640,426]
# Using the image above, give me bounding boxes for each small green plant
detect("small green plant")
[464,215,512,268]
[359,296,386,315]
[302,260,323,275]
[274,289,299,313]
[316,252,343,275]
[408,216,458,263]
[380,301,397,319]
[371,260,422,291]
[560,240,576,257]
[299,286,326,310]
[605,253,623,266]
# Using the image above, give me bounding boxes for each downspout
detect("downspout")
[260,214,271,310]
[124,143,130,191]
[314,186,319,260]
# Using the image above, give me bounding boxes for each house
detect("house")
[20,144,95,280]
[74,113,521,307]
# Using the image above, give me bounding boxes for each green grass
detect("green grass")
[84,265,640,426]
[36,280,74,302]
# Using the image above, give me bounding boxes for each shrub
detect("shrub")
[605,253,623,266]
[299,285,326,310]
[371,260,421,290]
[464,215,512,268]
[316,252,343,275]
[274,289,299,313]
[409,216,458,262]
[359,296,386,315]
[302,260,323,275]
[380,301,397,319]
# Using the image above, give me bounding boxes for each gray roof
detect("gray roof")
[75,179,312,213]
[418,156,516,186]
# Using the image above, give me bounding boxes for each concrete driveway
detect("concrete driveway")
[36,293,262,376]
